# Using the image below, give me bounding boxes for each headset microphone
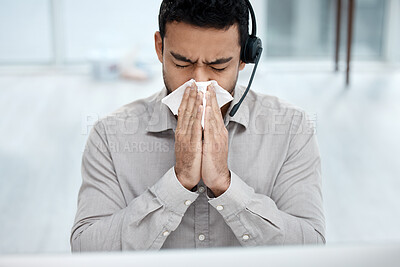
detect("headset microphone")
[229,0,263,117]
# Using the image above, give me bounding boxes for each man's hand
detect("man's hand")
[202,85,231,197]
[175,83,204,190]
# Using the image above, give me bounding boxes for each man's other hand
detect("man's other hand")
[202,85,231,197]
[175,83,204,190]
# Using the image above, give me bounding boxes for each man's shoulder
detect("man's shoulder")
[241,87,311,135]
[94,90,162,133]
[247,87,306,115]
[111,91,161,119]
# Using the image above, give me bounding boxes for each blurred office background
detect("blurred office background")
[0,0,399,254]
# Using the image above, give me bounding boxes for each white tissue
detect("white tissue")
[161,79,233,128]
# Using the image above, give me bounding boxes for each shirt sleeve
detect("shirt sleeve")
[208,110,326,246]
[70,120,199,252]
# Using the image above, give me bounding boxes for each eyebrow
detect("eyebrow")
[170,52,196,64]
[205,57,233,65]
[170,51,233,65]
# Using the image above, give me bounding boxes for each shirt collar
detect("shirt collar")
[145,84,250,133]
[145,87,176,133]
[224,84,250,129]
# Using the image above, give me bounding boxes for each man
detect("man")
[71,0,325,251]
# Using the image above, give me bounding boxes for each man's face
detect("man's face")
[155,21,246,95]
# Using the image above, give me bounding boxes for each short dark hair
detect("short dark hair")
[158,0,249,49]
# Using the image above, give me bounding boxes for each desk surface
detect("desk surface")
[1,243,399,267]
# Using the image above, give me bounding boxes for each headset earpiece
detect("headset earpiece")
[230,0,263,117]
[241,35,263,64]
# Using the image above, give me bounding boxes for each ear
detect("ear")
[154,31,163,63]
[239,60,246,71]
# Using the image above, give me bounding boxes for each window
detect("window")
[0,0,52,63]
[0,0,397,64]
[266,0,387,60]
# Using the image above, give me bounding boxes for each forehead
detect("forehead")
[164,21,241,58]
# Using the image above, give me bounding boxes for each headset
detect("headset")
[229,0,263,117]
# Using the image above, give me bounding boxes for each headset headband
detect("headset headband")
[245,0,257,36]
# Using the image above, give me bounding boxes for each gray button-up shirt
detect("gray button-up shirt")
[71,84,325,251]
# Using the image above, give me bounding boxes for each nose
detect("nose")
[192,65,209,82]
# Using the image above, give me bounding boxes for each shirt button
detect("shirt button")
[198,186,205,193]
[216,205,224,211]
[163,231,170,237]
[184,200,192,206]
[198,234,205,241]
[242,234,250,240]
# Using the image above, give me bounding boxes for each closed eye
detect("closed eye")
[211,66,227,72]
[175,64,190,69]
